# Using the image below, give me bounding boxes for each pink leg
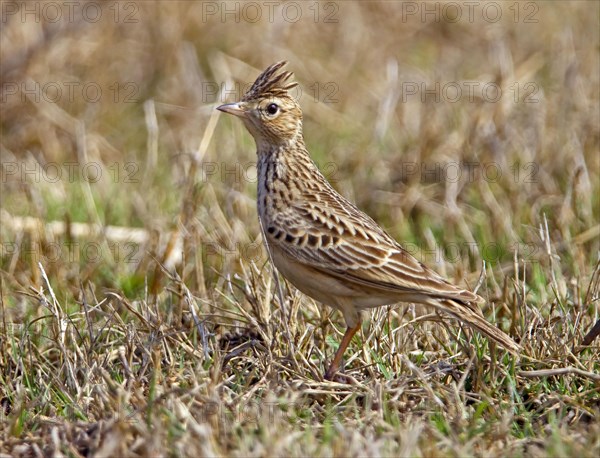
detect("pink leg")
[324,322,361,380]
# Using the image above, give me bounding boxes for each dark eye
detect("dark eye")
[266,103,279,115]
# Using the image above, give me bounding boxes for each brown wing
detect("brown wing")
[266,181,482,305]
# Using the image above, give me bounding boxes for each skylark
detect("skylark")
[217,61,520,380]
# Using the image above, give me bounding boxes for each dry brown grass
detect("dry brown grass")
[1,1,599,456]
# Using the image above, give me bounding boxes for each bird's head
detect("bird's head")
[217,61,303,149]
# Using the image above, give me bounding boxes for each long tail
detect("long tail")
[425,298,521,354]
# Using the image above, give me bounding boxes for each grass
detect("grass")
[1,1,599,456]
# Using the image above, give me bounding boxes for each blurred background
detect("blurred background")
[1,0,598,320]
[1,2,599,455]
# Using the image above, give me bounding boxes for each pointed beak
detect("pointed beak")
[216,102,247,118]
